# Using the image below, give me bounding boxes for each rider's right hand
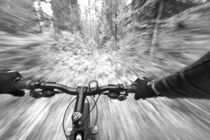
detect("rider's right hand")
[131,77,158,100]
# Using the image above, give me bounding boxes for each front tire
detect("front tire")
[83,103,90,140]
[83,103,97,140]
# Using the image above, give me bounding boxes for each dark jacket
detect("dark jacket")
[153,52,210,98]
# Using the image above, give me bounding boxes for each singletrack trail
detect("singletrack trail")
[0,3,210,140]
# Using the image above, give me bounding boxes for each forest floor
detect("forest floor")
[0,2,210,140]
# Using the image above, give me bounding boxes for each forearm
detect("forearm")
[151,52,210,98]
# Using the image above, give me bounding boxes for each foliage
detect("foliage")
[52,0,81,33]
[0,0,39,34]
[0,1,210,140]
[33,0,54,32]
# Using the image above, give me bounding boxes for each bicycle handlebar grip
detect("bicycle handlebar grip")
[15,80,35,90]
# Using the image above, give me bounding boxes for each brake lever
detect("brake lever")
[107,91,128,101]
[42,89,56,97]
[117,91,128,101]
[29,90,43,98]
[117,90,128,101]
[117,95,127,101]
[106,84,129,101]
[107,92,119,99]
[29,89,57,98]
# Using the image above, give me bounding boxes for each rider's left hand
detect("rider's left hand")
[0,70,25,97]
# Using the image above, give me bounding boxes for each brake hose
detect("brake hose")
[62,97,76,137]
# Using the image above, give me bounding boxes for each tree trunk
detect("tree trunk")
[51,0,80,33]
[149,0,165,55]
[131,0,147,9]
[114,12,118,41]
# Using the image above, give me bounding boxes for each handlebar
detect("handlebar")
[15,80,136,97]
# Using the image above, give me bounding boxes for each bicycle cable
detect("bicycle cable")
[82,94,100,131]
[62,97,76,137]
[91,95,100,126]
[90,94,101,113]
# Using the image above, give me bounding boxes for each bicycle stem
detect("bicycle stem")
[74,86,87,113]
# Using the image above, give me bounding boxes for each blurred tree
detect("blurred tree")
[33,0,53,33]
[51,0,81,33]
[130,0,203,22]
[149,0,165,54]
[0,0,38,34]
[131,0,146,9]
[98,0,127,46]
[127,0,204,55]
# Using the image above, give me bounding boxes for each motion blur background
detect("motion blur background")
[0,0,210,139]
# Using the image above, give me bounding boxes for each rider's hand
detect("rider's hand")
[0,70,25,97]
[131,77,157,100]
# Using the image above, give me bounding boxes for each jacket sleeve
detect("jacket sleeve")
[152,52,210,98]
